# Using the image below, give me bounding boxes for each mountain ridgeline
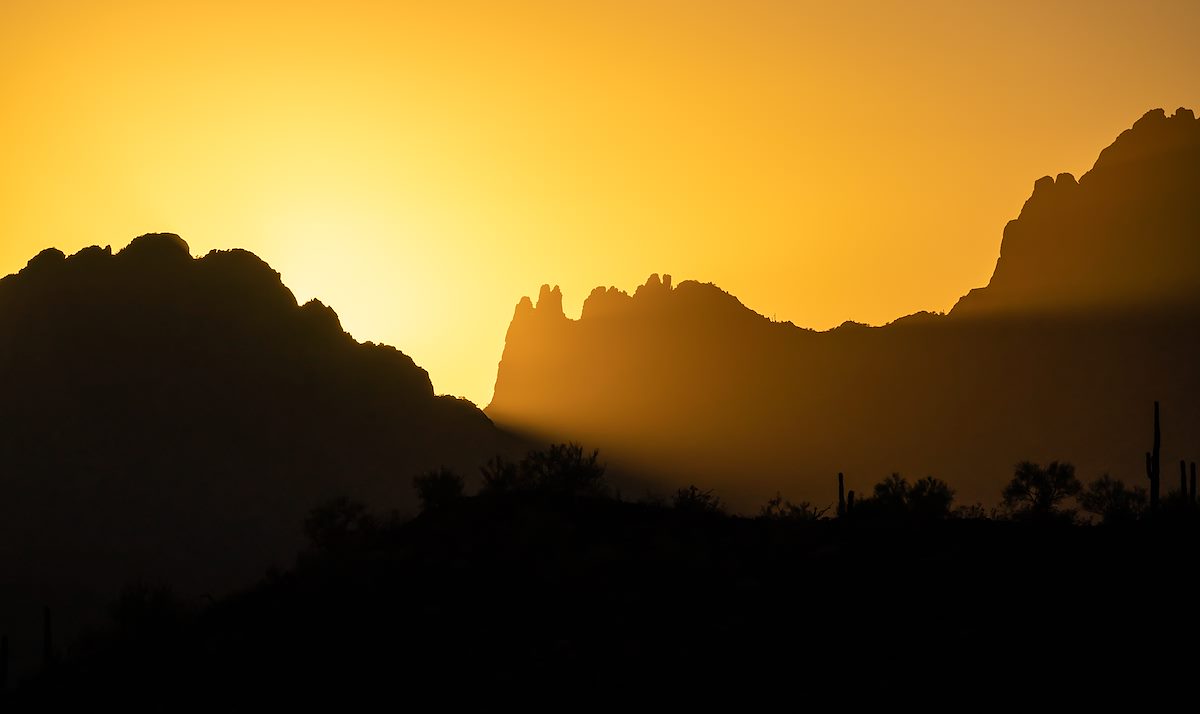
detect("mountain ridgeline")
[0,235,515,667]
[488,108,1200,509]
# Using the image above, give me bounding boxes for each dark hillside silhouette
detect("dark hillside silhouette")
[0,234,518,676]
[488,108,1200,510]
[13,481,1200,705]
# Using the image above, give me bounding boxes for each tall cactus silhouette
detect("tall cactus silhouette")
[1190,462,1197,505]
[43,606,53,672]
[1145,401,1161,512]
[837,472,846,517]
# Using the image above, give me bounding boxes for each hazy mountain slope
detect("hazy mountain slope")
[488,108,1200,510]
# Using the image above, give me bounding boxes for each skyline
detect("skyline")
[3,1,1198,404]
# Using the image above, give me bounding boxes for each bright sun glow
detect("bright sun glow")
[2,0,1198,404]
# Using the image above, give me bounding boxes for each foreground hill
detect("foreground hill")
[488,108,1200,509]
[0,234,516,672]
[13,493,1198,704]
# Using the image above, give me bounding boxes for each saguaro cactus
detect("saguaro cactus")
[1190,462,1197,504]
[1145,401,1161,512]
[1182,460,1188,499]
[43,606,53,672]
[838,472,846,517]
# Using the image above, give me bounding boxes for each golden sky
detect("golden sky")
[2,0,1197,405]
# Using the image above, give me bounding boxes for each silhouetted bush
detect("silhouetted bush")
[519,442,607,497]
[951,503,992,520]
[851,473,955,521]
[872,473,910,512]
[636,490,667,507]
[413,468,466,511]
[908,476,956,520]
[479,454,533,494]
[758,492,828,521]
[110,582,190,638]
[673,485,723,515]
[1159,488,1195,518]
[1079,475,1146,525]
[1002,461,1081,523]
[478,443,609,498]
[303,497,378,550]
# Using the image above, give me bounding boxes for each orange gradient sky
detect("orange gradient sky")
[2,0,1197,404]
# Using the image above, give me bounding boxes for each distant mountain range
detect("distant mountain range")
[488,108,1200,510]
[0,234,516,668]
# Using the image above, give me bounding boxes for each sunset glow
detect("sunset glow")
[2,0,1197,404]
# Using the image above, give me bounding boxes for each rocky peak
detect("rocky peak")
[535,284,565,317]
[633,272,674,299]
[1089,107,1200,177]
[952,106,1200,317]
[23,247,67,274]
[118,232,192,262]
[581,286,631,320]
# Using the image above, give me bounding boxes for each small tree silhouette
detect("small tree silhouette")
[413,468,465,511]
[110,582,189,638]
[854,473,954,521]
[951,502,991,520]
[758,492,828,521]
[478,444,607,497]
[303,497,377,550]
[519,442,606,497]
[907,476,956,520]
[479,454,533,494]
[1002,461,1081,523]
[673,485,723,515]
[1079,474,1146,525]
[871,473,910,516]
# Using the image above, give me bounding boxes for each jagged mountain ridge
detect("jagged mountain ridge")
[488,108,1200,509]
[0,234,516,669]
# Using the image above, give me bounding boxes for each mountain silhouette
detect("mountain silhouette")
[0,234,515,672]
[488,108,1200,510]
[954,107,1200,315]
